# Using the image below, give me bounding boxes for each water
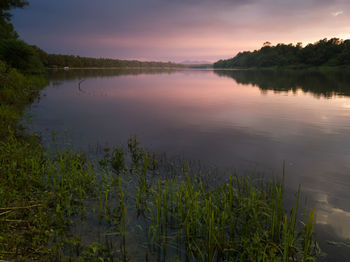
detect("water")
[27,68,350,260]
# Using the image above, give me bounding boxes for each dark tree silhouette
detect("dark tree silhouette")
[214,38,350,68]
[0,0,29,39]
[0,0,29,21]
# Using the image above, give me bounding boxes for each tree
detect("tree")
[0,0,29,39]
[0,39,44,73]
[213,38,350,68]
[0,0,29,21]
[0,19,18,39]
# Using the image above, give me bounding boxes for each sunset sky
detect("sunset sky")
[12,0,350,62]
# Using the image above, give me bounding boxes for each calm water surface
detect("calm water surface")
[27,69,350,260]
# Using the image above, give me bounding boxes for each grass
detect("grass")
[0,60,318,261]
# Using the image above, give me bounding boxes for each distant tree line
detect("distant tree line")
[0,0,183,73]
[214,38,350,68]
[32,46,183,69]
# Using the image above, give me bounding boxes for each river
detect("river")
[26,68,350,261]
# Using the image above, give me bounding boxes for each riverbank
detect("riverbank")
[0,61,318,261]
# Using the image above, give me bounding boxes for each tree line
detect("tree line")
[214,38,350,69]
[32,46,183,69]
[0,0,182,73]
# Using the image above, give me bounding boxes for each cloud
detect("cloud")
[11,0,350,61]
[332,10,344,16]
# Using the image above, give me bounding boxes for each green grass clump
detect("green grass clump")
[144,169,316,261]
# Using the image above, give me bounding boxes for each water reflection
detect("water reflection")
[214,69,350,261]
[47,68,183,82]
[29,69,350,260]
[316,192,350,240]
[214,69,350,98]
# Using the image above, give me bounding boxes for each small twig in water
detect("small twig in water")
[0,210,13,216]
[0,204,42,211]
[78,79,86,92]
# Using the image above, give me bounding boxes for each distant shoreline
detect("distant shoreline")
[48,66,350,71]
[213,65,350,71]
[48,66,187,70]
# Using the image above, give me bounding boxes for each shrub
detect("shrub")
[0,39,44,73]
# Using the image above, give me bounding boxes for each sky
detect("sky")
[11,0,350,63]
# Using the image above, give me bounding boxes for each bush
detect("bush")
[0,19,18,39]
[0,39,44,73]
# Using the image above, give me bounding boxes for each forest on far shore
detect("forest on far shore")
[32,46,183,69]
[0,39,183,73]
[214,38,350,69]
[0,1,182,73]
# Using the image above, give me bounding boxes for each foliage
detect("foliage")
[0,0,181,71]
[0,19,18,39]
[214,38,350,68]
[31,46,184,69]
[0,0,29,21]
[0,1,45,73]
[0,39,44,73]
[0,0,29,39]
[0,60,45,138]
